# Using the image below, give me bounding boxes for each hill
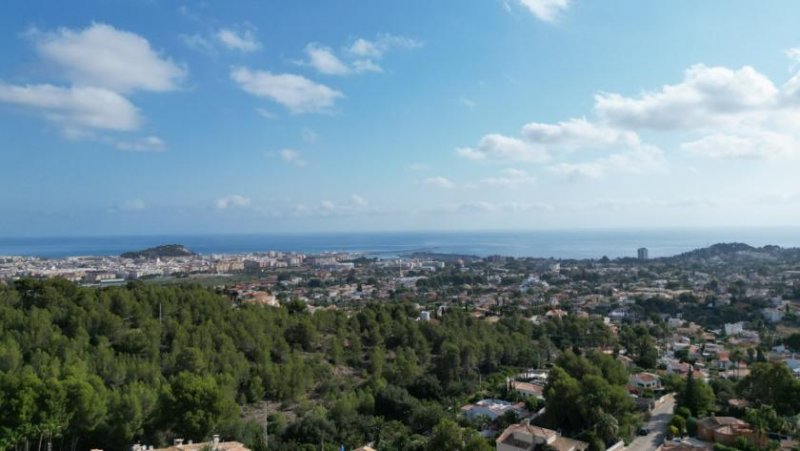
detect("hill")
[120,244,195,259]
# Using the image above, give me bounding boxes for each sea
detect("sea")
[1,228,799,260]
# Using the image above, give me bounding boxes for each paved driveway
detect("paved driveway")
[625,394,675,451]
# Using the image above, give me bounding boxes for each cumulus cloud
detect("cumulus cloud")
[681,131,799,160]
[348,34,423,59]
[279,148,307,167]
[303,35,418,76]
[215,195,251,209]
[522,118,639,148]
[31,23,186,93]
[0,83,140,133]
[231,67,344,114]
[459,58,800,171]
[481,168,537,187]
[306,44,350,74]
[216,28,261,52]
[303,44,354,75]
[595,64,778,130]
[457,134,549,162]
[423,176,455,189]
[518,0,570,22]
[549,145,666,179]
[0,23,181,147]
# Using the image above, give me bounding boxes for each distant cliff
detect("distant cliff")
[121,244,195,259]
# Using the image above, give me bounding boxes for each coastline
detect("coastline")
[2,227,800,259]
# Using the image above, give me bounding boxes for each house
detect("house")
[462,399,528,421]
[662,358,692,375]
[496,423,588,451]
[762,308,784,323]
[509,380,545,400]
[696,416,765,449]
[135,435,250,451]
[668,317,684,329]
[724,322,744,336]
[629,372,661,391]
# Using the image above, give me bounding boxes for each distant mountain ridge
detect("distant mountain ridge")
[120,244,195,259]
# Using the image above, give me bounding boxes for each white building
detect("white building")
[724,322,744,336]
[762,308,784,323]
[461,399,527,421]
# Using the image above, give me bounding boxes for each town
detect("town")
[2,242,800,450]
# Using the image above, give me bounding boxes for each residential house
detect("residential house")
[462,399,528,421]
[135,436,250,451]
[509,380,545,400]
[696,417,765,449]
[496,423,588,451]
[628,372,661,392]
[724,322,744,336]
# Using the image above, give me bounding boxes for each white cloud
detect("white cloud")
[518,0,570,22]
[460,97,477,109]
[0,83,140,133]
[256,107,277,119]
[786,47,800,71]
[115,135,166,152]
[293,195,369,217]
[352,59,383,73]
[348,34,423,59]
[595,64,778,130]
[434,200,553,214]
[231,67,344,114]
[423,176,455,189]
[304,44,352,75]
[350,194,368,207]
[32,23,186,93]
[180,33,215,53]
[457,134,549,162]
[279,148,306,166]
[215,195,251,209]
[119,199,146,211]
[481,168,537,187]
[681,131,799,160]
[302,43,385,75]
[549,145,666,179]
[575,197,718,210]
[216,28,261,52]
[301,127,318,143]
[522,118,639,148]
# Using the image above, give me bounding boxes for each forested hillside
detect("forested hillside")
[0,279,619,450]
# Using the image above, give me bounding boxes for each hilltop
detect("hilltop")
[120,244,195,259]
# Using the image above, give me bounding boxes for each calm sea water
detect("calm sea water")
[0,228,799,259]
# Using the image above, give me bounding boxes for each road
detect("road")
[625,394,675,451]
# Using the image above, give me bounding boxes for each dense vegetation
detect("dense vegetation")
[120,244,195,259]
[0,279,624,450]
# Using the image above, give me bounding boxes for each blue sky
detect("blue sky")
[2,0,800,236]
